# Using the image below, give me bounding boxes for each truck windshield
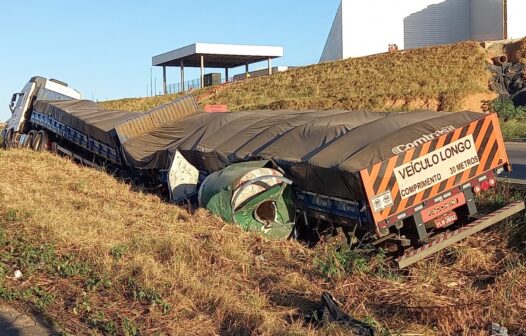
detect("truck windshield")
[14,93,25,111]
[9,92,25,113]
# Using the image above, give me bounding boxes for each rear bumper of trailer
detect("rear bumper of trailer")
[396,201,525,268]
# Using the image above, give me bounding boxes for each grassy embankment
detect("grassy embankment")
[102,42,492,113]
[101,40,525,138]
[0,149,525,335]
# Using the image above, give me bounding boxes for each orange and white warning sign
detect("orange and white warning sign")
[394,135,479,199]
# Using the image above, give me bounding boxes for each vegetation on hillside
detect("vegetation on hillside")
[0,149,525,335]
[500,119,526,140]
[491,97,526,139]
[203,42,490,112]
[101,41,526,140]
[101,94,183,113]
[102,42,491,113]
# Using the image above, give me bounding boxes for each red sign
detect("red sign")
[204,104,228,113]
[421,193,466,223]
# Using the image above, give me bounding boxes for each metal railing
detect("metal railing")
[165,77,236,95]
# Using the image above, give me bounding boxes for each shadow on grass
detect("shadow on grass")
[0,304,63,336]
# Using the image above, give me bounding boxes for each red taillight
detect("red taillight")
[474,177,496,194]
[488,177,496,187]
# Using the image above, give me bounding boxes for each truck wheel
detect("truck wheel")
[13,134,22,148]
[50,142,58,154]
[33,130,49,151]
[3,129,14,149]
[25,130,37,149]
[0,128,6,147]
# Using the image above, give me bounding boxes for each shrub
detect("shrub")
[491,97,526,121]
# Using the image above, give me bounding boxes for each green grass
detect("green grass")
[501,119,526,140]
[490,97,526,140]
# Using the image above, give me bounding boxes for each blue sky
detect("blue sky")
[0,0,339,121]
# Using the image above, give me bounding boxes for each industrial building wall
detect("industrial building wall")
[404,0,471,50]
[320,0,526,63]
[320,2,344,63]
[320,0,444,61]
[507,0,526,39]
[341,0,445,57]
[470,0,504,41]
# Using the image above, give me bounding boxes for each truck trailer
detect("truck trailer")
[2,77,524,268]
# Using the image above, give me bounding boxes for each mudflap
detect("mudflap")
[396,201,525,268]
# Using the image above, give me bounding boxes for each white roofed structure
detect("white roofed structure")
[152,43,284,93]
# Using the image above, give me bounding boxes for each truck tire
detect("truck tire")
[3,129,14,149]
[0,128,6,146]
[13,134,23,148]
[33,131,48,151]
[50,142,58,154]
[24,130,37,149]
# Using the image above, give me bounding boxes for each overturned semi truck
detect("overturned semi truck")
[2,77,524,267]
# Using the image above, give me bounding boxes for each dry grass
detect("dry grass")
[101,42,491,113]
[203,42,490,112]
[100,94,184,112]
[0,149,525,335]
[504,38,526,64]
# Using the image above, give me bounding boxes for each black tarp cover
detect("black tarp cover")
[121,110,486,199]
[33,100,140,148]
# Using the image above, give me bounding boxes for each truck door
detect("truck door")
[7,81,37,133]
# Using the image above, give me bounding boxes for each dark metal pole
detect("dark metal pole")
[200,55,204,89]
[180,60,185,92]
[162,66,167,95]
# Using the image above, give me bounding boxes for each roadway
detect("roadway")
[502,142,526,185]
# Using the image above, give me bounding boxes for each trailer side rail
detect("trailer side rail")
[30,111,121,164]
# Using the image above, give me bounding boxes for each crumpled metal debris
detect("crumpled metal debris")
[490,323,508,336]
[306,292,375,336]
[488,62,526,106]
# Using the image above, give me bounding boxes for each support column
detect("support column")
[225,68,229,82]
[200,55,204,89]
[245,64,249,79]
[180,60,185,92]
[162,66,167,95]
[268,57,272,76]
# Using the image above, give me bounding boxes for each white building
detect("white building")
[320,0,526,62]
